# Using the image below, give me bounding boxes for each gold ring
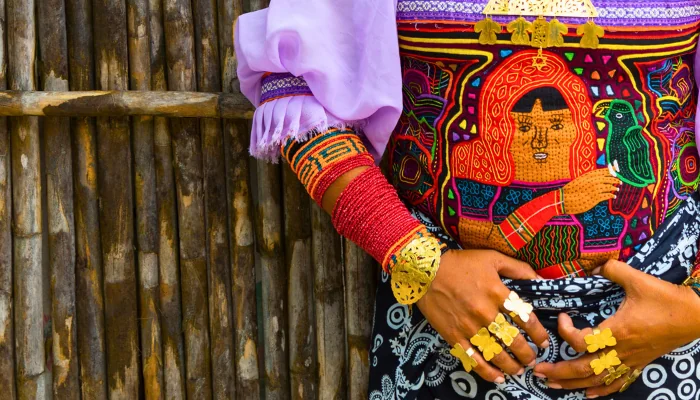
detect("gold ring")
[503,291,533,322]
[590,350,621,375]
[470,328,504,361]
[604,364,630,386]
[619,369,642,393]
[450,343,478,372]
[488,313,520,347]
[584,327,617,353]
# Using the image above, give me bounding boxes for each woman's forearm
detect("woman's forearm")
[281,127,443,305]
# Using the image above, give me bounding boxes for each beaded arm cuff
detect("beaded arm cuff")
[282,128,375,204]
[282,129,444,305]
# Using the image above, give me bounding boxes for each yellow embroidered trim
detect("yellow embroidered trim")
[483,0,598,18]
[479,0,603,49]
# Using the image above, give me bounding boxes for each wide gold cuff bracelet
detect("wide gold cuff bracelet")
[390,235,442,305]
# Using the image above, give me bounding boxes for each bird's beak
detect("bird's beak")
[594,100,611,117]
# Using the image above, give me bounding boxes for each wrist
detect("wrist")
[678,279,700,339]
[390,231,444,305]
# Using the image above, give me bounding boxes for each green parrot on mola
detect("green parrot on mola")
[596,99,655,188]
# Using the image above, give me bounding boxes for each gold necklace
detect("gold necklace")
[477,0,604,49]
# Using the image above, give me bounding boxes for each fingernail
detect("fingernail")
[547,383,562,389]
[495,376,505,384]
[528,359,536,367]
[517,368,525,375]
[539,339,550,348]
[587,395,599,399]
[534,372,546,379]
[536,274,545,280]
[591,267,602,275]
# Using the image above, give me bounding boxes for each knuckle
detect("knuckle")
[578,363,594,377]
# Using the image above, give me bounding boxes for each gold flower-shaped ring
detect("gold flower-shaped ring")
[470,328,504,361]
[503,291,534,322]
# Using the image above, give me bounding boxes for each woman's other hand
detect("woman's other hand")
[534,260,700,397]
[417,249,550,383]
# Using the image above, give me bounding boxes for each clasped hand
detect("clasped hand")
[417,249,550,383]
[534,260,700,398]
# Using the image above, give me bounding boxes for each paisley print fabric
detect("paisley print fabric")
[369,194,700,399]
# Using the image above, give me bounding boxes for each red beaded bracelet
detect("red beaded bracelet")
[332,167,424,271]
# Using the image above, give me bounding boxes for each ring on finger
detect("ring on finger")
[488,313,520,347]
[604,364,630,385]
[584,327,617,353]
[619,369,642,393]
[450,343,478,372]
[590,349,621,375]
[470,328,504,361]
[503,291,533,322]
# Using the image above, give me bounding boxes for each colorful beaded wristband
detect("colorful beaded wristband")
[283,129,444,305]
[281,128,375,204]
[332,167,444,305]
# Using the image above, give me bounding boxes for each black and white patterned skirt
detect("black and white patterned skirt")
[369,194,700,400]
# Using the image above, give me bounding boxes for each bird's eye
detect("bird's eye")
[615,113,623,119]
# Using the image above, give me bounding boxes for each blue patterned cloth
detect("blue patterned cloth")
[369,193,700,400]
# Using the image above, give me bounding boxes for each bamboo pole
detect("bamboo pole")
[0,0,13,396]
[344,242,376,400]
[192,0,236,398]
[7,0,49,398]
[65,0,108,397]
[148,0,187,397]
[245,0,290,398]
[0,90,253,118]
[37,0,80,397]
[218,0,261,396]
[127,0,165,398]
[311,204,347,400]
[256,160,289,400]
[283,167,316,400]
[163,0,213,397]
[92,0,141,397]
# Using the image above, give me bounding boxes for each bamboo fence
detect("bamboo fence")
[0,0,377,399]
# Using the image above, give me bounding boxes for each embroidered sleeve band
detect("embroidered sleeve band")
[260,72,313,105]
[281,128,376,204]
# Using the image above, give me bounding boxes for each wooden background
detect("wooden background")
[0,0,377,398]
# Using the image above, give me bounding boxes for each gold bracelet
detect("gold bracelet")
[390,235,442,305]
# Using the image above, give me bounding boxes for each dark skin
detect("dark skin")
[320,166,550,383]
[534,260,700,398]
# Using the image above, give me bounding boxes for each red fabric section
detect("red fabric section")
[497,189,565,252]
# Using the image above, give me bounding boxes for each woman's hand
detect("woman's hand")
[417,249,550,383]
[534,260,700,398]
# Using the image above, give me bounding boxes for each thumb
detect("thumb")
[493,253,541,280]
[592,260,647,290]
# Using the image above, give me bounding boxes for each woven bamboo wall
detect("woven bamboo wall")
[0,0,377,398]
